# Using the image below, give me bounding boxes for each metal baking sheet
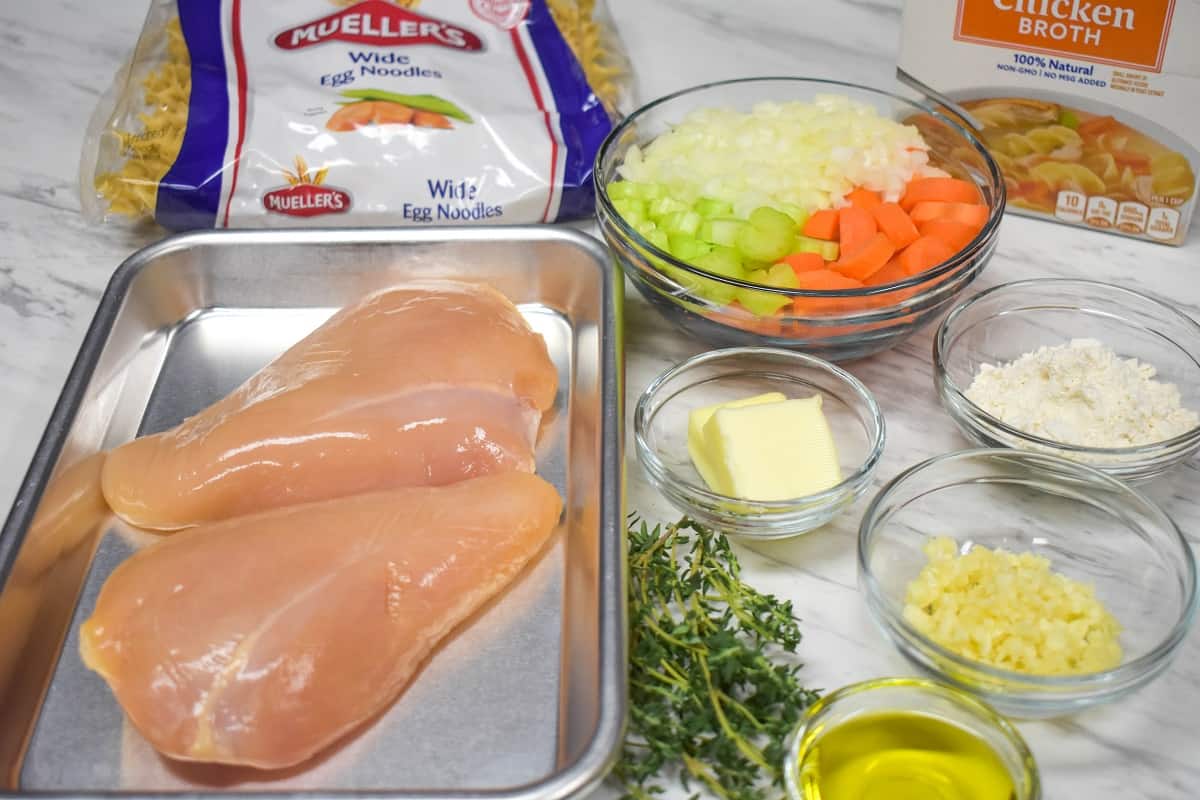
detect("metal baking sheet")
[0,227,625,798]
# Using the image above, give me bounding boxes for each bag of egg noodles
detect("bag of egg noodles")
[80,0,632,230]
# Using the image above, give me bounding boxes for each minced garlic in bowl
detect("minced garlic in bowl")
[903,537,1123,676]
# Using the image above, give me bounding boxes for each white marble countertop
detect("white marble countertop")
[2,1,1198,798]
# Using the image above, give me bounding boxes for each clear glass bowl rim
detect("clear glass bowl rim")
[594,75,1007,298]
[783,677,1042,800]
[857,447,1199,689]
[634,347,887,511]
[934,278,1200,455]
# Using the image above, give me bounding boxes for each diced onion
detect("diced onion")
[618,95,946,218]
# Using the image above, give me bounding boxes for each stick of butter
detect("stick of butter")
[687,393,787,493]
[700,395,843,501]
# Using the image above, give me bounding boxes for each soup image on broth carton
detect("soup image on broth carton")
[897,0,1199,245]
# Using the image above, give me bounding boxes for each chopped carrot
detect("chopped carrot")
[754,316,785,336]
[1112,149,1151,170]
[1015,180,1056,211]
[846,188,882,210]
[797,322,867,338]
[781,321,819,340]
[908,201,989,228]
[918,219,980,251]
[795,269,863,291]
[782,320,869,339]
[725,315,783,336]
[897,236,956,276]
[792,269,864,315]
[708,302,781,336]
[948,203,989,228]
[907,202,949,225]
[1077,115,1117,137]
[900,177,982,210]
[782,251,827,275]
[865,257,909,286]
[871,202,920,248]
[802,209,839,240]
[838,205,877,258]
[861,258,921,307]
[831,232,895,281]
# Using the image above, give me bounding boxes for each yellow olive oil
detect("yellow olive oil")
[797,711,1016,800]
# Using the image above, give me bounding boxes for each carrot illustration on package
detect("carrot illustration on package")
[327,89,474,131]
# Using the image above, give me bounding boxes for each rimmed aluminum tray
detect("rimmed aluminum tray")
[0,227,625,798]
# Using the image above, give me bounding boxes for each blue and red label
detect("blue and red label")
[156,0,617,230]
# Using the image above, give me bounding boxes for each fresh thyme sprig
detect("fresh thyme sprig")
[615,516,821,800]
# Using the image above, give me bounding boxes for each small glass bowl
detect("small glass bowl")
[595,76,1005,362]
[935,278,1200,481]
[784,678,1041,800]
[858,448,1198,718]
[634,347,885,538]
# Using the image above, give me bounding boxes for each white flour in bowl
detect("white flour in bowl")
[965,338,1199,448]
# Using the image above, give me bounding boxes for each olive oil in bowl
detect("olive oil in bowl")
[785,679,1039,800]
[797,711,1014,799]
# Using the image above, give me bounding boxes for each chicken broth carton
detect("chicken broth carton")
[897,0,1199,245]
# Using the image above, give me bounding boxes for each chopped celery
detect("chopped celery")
[700,279,738,304]
[737,223,793,263]
[737,272,791,316]
[649,195,689,220]
[1057,109,1080,129]
[763,262,799,289]
[620,209,648,229]
[699,218,746,248]
[691,248,742,303]
[608,180,667,202]
[613,196,646,217]
[790,235,823,254]
[644,228,670,253]
[652,232,734,304]
[658,246,740,304]
[663,264,701,292]
[747,206,797,237]
[643,228,674,276]
[634,219,658,239]
[791,235,839,261]
[642,183,667,201]
[735,206,799,263]
[613,196,648,227]
[606,180,641,201]
[663,209,702,236]
[658,211,684,234]
[694,277,737,304]
[694,196,734,218]
[694,246,743,279]
[777,202,810,228]
[668,233,714,262]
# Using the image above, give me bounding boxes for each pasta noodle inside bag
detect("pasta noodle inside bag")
[81,0,631,230]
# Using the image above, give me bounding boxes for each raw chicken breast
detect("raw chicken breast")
[101,281,557,529]
[80,472,562,769]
